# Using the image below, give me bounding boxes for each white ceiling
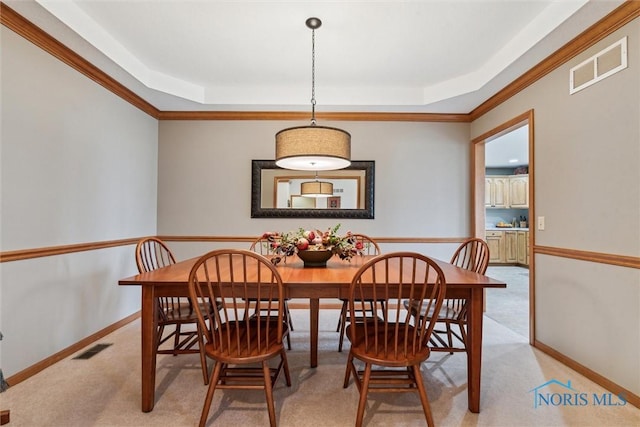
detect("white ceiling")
[5,1,623,113]
[485,125,529,168]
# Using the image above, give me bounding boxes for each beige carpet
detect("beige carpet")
[485,266,530,338]
[3,309,639,426]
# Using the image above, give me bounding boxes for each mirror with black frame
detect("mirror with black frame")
[251,160,374,218]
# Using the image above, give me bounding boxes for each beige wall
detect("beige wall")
[1,28,159,376]
[471,19,640,396]
[157,119,472,260]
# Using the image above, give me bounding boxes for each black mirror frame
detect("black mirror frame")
[251,160,375,219]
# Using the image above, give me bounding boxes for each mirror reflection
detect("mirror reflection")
[251,160,374,219]
[263,170,365,209]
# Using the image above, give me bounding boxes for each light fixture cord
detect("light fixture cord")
[310,27,317,125]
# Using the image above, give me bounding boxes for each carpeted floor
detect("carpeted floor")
[3,308,639,426]
[485,266,530,338]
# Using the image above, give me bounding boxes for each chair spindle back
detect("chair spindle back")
[450,238,490,274]
[135,237,177,273]
[188,250,285,358]
[349,252,446,359]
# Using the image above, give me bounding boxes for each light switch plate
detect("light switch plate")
[537,216,545,230]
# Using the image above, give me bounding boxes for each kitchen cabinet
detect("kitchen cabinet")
[485,229,529,266]
[509,175,529,208]
[485,174,529,208]
[485,176,509,208]
[517,231,528,266]
[505,231,518,263]
[486,231,505,263]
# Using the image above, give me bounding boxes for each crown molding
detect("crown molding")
[470,1,640,120]
[2,1,638,122]
[157,110,471,122]
[1,2,160,119]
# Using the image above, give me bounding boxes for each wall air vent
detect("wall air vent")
[570,37,627,94]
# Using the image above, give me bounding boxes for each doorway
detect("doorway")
[472,110,535,344]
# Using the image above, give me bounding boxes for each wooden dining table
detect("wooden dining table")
[118,253,505,414]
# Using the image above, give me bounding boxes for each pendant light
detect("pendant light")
[301,170,334,198]
[275,17,351,171]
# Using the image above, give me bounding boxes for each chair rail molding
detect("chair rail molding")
[4,237,639,270]
[534,245,640,270]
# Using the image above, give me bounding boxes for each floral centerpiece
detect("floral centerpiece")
[261,224,364,267]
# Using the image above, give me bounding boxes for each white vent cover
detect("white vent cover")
[570,37,627,94]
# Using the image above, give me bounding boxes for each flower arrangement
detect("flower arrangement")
[261,224,365,266]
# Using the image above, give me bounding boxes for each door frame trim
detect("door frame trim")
[471,109,535,345]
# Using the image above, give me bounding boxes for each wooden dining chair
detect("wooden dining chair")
[187,249,291,427]
[404,237,490,353]
[343,252,446,427]
[336,233,381,352]
[135,237,212,384]
[250,236,293,349]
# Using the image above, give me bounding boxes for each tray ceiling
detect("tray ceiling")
[5,0,624,113]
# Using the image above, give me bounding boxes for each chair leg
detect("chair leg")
[280,348,292,386]
[199,361,223,427]
[343,352,354,388]
[459,321,468,351]
[262,361,277,427]
[355,363,372,427]
[412,364,435,427]
[196,323,209,385]
[337,300,348,332]
[284,301,294,331]
[173,324,182,356]
[156,324,165,351]
[281,303,293,349]
[370,300,387,323]
[285,327,292,351]
[446,323,454,355]
[338,312,348,352]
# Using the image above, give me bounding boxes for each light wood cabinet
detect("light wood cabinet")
[505,231,518,263]
[486,231,505,263]
[485,174,528,208]
[517,231,528,266]
[486,229,529,266]
[509,175,529,208]
[485,176,509,208]
[484,178,492,206]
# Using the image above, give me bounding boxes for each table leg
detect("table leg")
[466,288,483,413]
[0,409,9,425]
[310,298,319,368]
[141,286,158,412]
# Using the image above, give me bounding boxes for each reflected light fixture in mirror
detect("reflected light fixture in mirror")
[301,181,333,197]
[275,17,351,171]
[301,170,334,197]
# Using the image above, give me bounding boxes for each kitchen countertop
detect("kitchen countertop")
[486,227,529,231]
